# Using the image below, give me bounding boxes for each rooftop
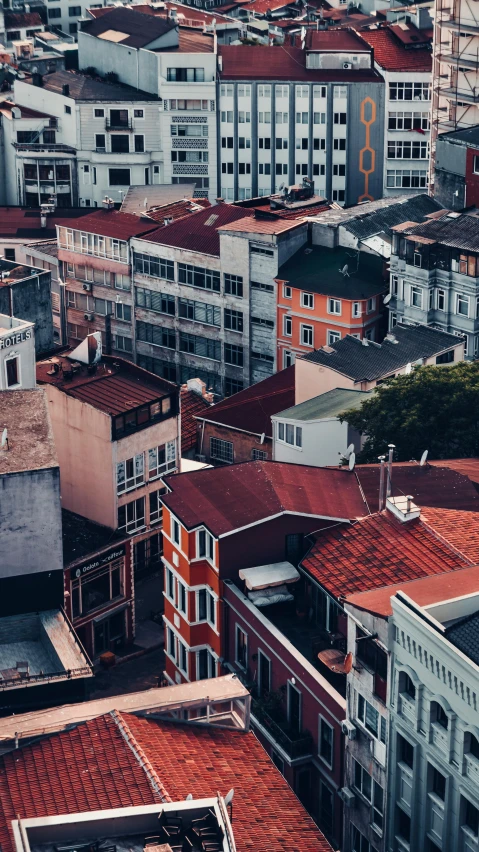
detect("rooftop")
[275,387,372,422]
[346,563,479,618]
[162,460,369,536]
[80,6,177,48]
[301,508,473,602]
[5,10,43,28]
[301,323,462,380]
[0,259,47,286]
[25,240,59,260]
[310,193,442,239]
[0,207,92,241]
[58,208,159,240]
[62,509,126,566]
[435,125,479,148]
[0,610,91,695]
[0,389,57,476]
[359,25,432,71]
[37,352,177,419]
[392,211,479,252]
[429,457,479,486]
[305,27,372,52]
[219,214,304,236]
[0,699,332,852]
[218,43,383,82]
[26,69,158,103]
[180,385,211,452]
[142,204,254,257]
[120,184,197,215]
[234,194,331,220]
[355,462,479,512]
[277,245,387,299]
[194,365,295,437]
[445,608,479,666]
[0,101,52,121]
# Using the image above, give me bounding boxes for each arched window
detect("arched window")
[399,671,416,700]
[465,731,479,759]
[431,701,448,730]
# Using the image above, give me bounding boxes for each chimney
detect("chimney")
[215,197,224,204]
[378,455,386,511]
[32,72,43,87]
[386,495,420,523]
[62,83,69,97]
[102,196,115,210]
[386,443,395,498]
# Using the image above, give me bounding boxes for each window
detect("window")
[357,694,386,741]
[224,343,243,367]
[301,292,314,309]
[117,497,145,533]
[463,798,479,836]
[115,302,131,322]
[283,285,292,299]
[388,111,430,131]
[334,112,347,124]
[225,378,243,397]
[389,81,430,100]
[65,105,72,114]
[386,169,427,189]
[197,648,216,679]
[172,518,180,546]
[224,274,243,297]
[167,67,205,82]
[296,112,308,124]
[283,350,293,368]
[399,672,416,699]
[180,332,221,361]
[165,567,175,601]
[149,489,163,525]
[224,308,243,332]
[334,138,346,150]
[351,826,372,852]
[277,422,302,448]
[137,321,175,350]
[148,440,177,478]
[367,297,376,313]
[287,681,302,734]
[117,453,144,494]
[179,263,220,293]
[398,733,414,768]
[431,766,446,801]
[95,133,106,151]
[333,163,346,176]
[301,324,313,347]
[137,287,175,316]
[252,449,267,460]
[134,253,174,281]
[437,288,445,311]
[283,315,292,337]
[276,85,289,98]
[457,294,470,317]
[431,701,448,729]
[411,286,422,308]
[172,124,208,138]
[179,298,220,326]
[319,718,334,767]
[236,625,247,668]
[328,298,341,315]
[134,135,145,153]
[251,245,274,257]
[94,108,105,118]
[210,436,234,464]
[238,137,251,149]
[352,302,362,318]
[5,356,20,388]
[71,557,124,619]
[332,190,345,202]
[397,807,411,843]
[387,140,429,159]
[48,7,61,16]
[197,528,215,563]
[353,759,372,802]
[109,168,130,186]
[197,588,216,626]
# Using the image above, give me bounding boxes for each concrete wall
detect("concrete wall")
[0,319,36,390]
[200,420,272,465]
[295,358,355,405]
[0,272,54,355]
[272,417,352,467]
[0,467,63,579]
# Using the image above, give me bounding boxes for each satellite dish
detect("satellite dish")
[224,789,235,806]
[405,362,412,374]
[420,449,428,466]
[1,428,7,448]
[349,452,356,471]
[383,293,392,305]
[345,443,355,458]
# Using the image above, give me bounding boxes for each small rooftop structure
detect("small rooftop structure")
[277,245,387,300]
[359,24,432,71]
[143,204,255,257]
[120,184,197,215]
[24,68,158,102]
[0,259,47,287]
[0,609,92,694]
[275,387,372,422]
[391,211,479,252]
[300,323,462,380]
[218,43,383,82]
[80,6,177,48]
[0,207,92,241]
[309,193,442,240]
[0,389,57,476]
[355,463,479,512]
[58,208,158,240]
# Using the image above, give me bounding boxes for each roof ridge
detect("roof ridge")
[110,710,171,802]
[419,513,475,566]
[210,385,294,413]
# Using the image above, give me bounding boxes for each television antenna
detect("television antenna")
[383,293,392,305]
[420,449,428,467]
[349,452,356,471]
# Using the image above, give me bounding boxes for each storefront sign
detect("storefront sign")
[74,544,126,578]
[0,328,32,350]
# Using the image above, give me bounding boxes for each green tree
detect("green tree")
[340,362,479,462]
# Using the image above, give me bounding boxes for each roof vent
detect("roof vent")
[204,214,219,226]
[321,344,335,354]
[362,337,369,346]
[385,333,398,344]
[102,196,115,210]
[386,495,420,523]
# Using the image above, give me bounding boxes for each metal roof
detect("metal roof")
[395,212,479,252]
[343,193,442,241]
[81,6,177,48]
[277,245,387,300]
[445,609,479,665]
[28,69,158,102]
[143,204,255,257]
[301,323,462,381]
[274,388,372,422]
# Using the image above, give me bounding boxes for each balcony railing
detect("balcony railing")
[251,698,314,759]
[14,142,76,153]
[105,118,133,131]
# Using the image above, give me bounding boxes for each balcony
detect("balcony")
[436,51,479,69]
[106,118,133,131]
[14,142,76,154]
[437,86,479,103]
[251,696,314,759]
[438,16,479,32]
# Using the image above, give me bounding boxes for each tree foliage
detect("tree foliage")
[340,362,479,463]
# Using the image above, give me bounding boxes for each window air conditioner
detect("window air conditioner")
[343,62,352,69]
[341,719,357,739]
[339,787,356,806]
[82,282,92,292]
[84,312,94,321]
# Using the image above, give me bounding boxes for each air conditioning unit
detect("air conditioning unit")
[343,62,352,69]
[82,282,92,292]
[84,312,94,321]
[338,787,356,806]
[341,720,357,739]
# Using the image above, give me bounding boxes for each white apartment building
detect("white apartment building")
[388,573,479,852]
[360,25,433,197]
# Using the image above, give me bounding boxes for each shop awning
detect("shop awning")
[239,561,300,591]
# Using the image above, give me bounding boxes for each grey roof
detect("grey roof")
[436,125,479,148]
[277,245,386,300]
[344,194,443,241]
[81,7,177,48]
[301,322,462,382]
[445,610,479,666]
[121,184,196,215]
[35,69,158,102]
[274,388,372,421]
[396,212,479,252]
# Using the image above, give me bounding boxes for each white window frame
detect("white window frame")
[327,330,341,346]
[283,314,292,337]
[165,566,176,603]
[178,637,189,677]
[300,323,314,347]
[367,297,376,314]
[277,421,302,449]
[437,289,446,311]
[352,302,361,318]
[210,436,234,464]
[197,527,215,566]
[235,624,248,670]
[411,286,422,309]
[283,284,292,299]
[283,350,293,368]
[328,298,341,315]
[177,580,188,618]
[257,649,272,694]
[196,647,217,679]
[456,293,470,318]
[148,440,177,479]
[301,291,314,309]
[196,586,217,628]
[117,452,144,495]
[172,517,181,546]
[319,716,334,769]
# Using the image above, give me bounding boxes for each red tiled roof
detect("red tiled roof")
[421,506,479,562]
[243,0,294,14]
[429,458,479,486]
[302,511,471,601]
[305,27,371,51]
[145,198,210,225]
[180,387,211,452]
[5,10,42,27]
[0,101,52,120]
[142,204,254,257]
[388,21,431,46]
[0,714,159,852]
[0,207,93,240]
[163,460,369,535]
[0,712,332,852]
[355,463,479,512]
[124,714,331,852]
[61,209,159,240]
[218,44,383,82]
[359,26,432,71]
[219,216,304,235]
[196,365,295,437]
[346,563,479,618]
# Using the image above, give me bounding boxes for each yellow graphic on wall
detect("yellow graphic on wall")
[358,97,376,202]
